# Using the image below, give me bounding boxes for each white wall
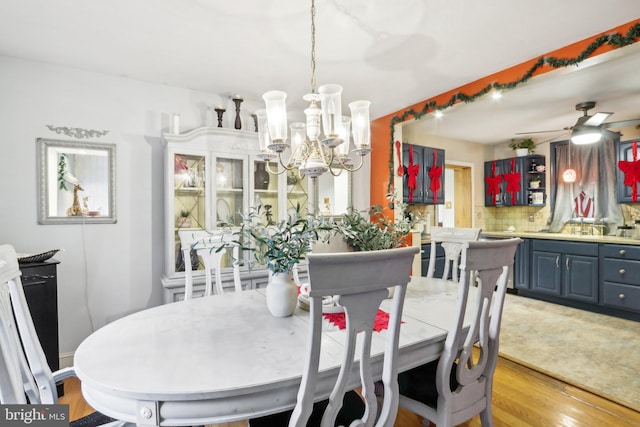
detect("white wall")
[438,168,455,227]
[0,56,263,354]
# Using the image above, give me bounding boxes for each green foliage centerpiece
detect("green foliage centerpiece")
[234,204,329,317]
[330,201,414,252]
[236,204,328,275]
[233,201,413,316]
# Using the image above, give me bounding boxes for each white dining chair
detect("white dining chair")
[398,238,521,427]
[0,244,129,426]
[178,229,243,300]
[426,226,482,282]
[250,245,419,427]
[292,231,351,289]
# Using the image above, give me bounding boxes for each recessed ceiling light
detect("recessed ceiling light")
[434,110,444,119]
[491,91,502,100]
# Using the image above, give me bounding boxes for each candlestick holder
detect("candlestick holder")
[264,204,274,225]
[214,108,226,128]
[251,113,258,132]
[232,96,243,130]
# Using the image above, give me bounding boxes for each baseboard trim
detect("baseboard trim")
[59,352,74,369]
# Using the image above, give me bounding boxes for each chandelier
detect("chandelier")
[255,0,372,178]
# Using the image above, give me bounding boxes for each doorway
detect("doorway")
[437,163,472,227]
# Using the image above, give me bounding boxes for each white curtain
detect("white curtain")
[548,131,624,234]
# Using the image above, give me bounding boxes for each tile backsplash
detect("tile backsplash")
[481,203,640,233]
[480,205,550,233]
[408,202,640,235]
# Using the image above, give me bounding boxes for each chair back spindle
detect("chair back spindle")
[426,227,481,282]
[178,229,242,300]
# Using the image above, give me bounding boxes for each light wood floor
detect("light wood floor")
[60,356,640,426]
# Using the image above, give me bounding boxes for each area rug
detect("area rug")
[499,293,640,412]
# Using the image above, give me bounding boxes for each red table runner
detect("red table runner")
[323,309,396,332]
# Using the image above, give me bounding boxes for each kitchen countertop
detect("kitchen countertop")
[419,231,640,245]
[481,231,640,245]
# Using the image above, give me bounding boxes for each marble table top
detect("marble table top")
[74,276,472,426]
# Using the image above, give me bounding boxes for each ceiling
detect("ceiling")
[408,42,640,144]
[1,0,639,145]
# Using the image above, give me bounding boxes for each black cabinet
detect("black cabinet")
[19,260,62,395]
[616,139,640,204]
[402,143,445,205]
[484,155,545,207]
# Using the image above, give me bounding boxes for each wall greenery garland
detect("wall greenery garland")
[386,22,640,192]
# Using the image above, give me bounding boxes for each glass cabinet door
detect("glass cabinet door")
[285,171,308,218]
[174,153,206,228]
[214,156,245,227]
[253,159,280,224]
[173,152,207,272]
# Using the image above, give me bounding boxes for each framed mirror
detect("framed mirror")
[37,138,116,224]
[316,171,352,217]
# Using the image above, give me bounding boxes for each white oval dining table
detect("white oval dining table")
[74,276,474,426]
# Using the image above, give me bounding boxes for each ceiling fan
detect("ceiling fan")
[517,101,640,145]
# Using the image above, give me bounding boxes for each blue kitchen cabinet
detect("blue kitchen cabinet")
[530,239,598,304]
[484,155,545,207]
[421,243,448,279]
[600,244,640,313]
[616,139,640,204]
[513,238,530,290]
[531,250,562,296]
[563,254,599,303]
[517,238,640,321]
[484,157,525,207]
[402,143,445,205]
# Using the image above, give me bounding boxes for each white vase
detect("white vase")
[266,272,298,317]
[515,148,529,157]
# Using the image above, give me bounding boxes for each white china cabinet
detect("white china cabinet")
[161,127,310,302]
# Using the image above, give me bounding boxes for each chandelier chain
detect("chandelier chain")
[310,0,316,94]
[260,0,370,180]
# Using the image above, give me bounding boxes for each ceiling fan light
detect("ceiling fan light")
[571,125,601,145]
